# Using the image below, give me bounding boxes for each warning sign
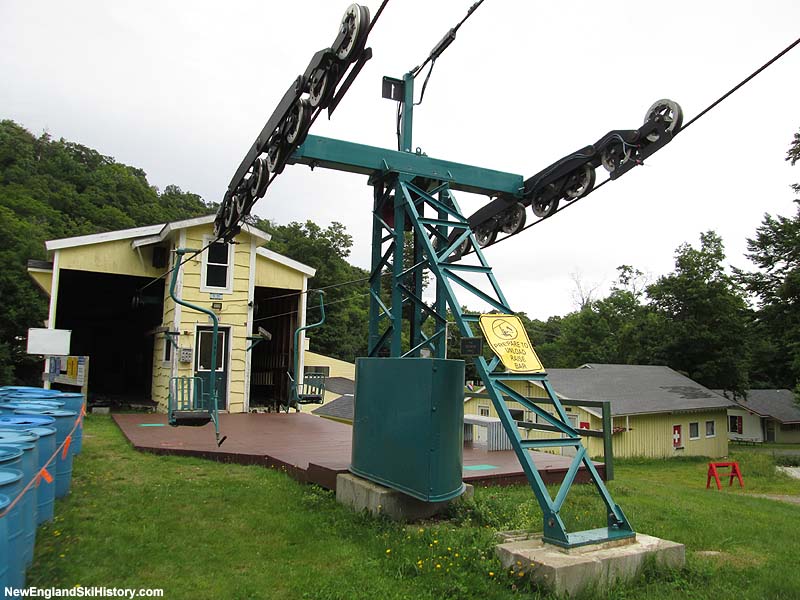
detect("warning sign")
[478,314,544,373]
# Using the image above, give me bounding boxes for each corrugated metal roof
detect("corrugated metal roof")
[311,395,354,422]
[730,389,800,424]
[545,364,734,417]
[324,377,355,396]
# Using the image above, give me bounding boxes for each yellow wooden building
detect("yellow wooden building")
[464,364,733,459]
[27,215,323,413]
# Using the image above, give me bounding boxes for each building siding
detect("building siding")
[255,256,306,290]
[464,379,729,459]
[57,239,163,278]
[726,407,764,442]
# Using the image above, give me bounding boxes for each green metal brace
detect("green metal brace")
[289,71,632,547]
[287,290,326,411]
[168,248,226,447]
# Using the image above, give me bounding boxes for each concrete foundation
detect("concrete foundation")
[496,531,685,597]
[336,473,473,521]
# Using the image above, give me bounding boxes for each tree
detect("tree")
[647,231,750,395]
[0,120,213,382]
[255,219,370,361]
[735,128,800,389]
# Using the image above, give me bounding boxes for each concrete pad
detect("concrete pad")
[336,473,473,521]
[496,532,685,597]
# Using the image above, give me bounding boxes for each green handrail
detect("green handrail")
[168,248,226,446]
[288,290,326,410]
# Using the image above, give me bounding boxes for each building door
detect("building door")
[195,326,228,410]
[766,419,776,443]
[563,414,578,457]
[673,424,682,449]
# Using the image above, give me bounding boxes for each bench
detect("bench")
[731,438,762,447]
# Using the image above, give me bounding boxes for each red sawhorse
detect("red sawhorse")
[706,462,744,490]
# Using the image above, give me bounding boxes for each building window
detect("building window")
[689,422,699,440]
[304,366,330,377]
[479,405,490,417]
[705,420,716,438]
[509,408,524,422]
[201,238,233,292]
[163,337,172,363]
[729,415,743,434]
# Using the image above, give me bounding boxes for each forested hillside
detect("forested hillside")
[0,120,214,382]
[1,119,799,399]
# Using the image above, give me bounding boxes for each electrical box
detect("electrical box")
[350,357,466,502]
[179,347,193,364]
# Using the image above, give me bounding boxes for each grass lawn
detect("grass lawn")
[28,416,800,599]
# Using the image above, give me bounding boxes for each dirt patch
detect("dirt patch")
[694,549,765,568]
[748,493,800,505]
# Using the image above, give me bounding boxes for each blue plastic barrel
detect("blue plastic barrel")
[14,410,76,498]
[56,393,85,455]
[27,427,57,524]
[0,493,9,591]
[1,401,65,412]
[0,465,24,589]
[0,437,38,568]
[0,419,58,525]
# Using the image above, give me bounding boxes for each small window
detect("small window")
[206,242,229,288]
[509,408,524,422]
[304,366,330,377]
[689,422,699,440]
[479,405,490,417]
[163,336,172,363]
[705,420,716,438]
[201,238,233,292]
[729,415,743,434]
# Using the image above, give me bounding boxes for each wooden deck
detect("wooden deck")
[112,412,605,491]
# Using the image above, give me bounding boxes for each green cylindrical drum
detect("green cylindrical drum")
[14,410,76,498]
[0,465,25,589]
[0,434,39,567]
[351,358,466,502]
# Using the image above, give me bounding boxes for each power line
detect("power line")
[480,33,800,252]
[682,34,800,132]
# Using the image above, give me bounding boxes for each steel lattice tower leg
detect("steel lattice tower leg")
[366,176,634,547]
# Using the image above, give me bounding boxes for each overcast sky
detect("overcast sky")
[2,1,799,319]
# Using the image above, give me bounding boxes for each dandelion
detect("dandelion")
[418,528,424,534]
[433,539,438,545]
[518,571,525,578]
[454,553,459,558]
[489,571,495,577]
[447,547,452,551]
[385,549,391,554]
[436,564,441,569]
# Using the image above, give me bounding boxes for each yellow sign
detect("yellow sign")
[66,356,78,380]
[478,314,545,373]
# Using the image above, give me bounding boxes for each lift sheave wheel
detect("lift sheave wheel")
[644,99,683,142]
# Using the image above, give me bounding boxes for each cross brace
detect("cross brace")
[364,173,633,547]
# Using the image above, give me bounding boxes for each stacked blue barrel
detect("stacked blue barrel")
[0,385,86,589]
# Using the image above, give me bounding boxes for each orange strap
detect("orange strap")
[61,435,72,459]
[37,468,54,485]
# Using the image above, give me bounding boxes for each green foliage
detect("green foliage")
[646,231,750,395]
[0,120,213,383]
[255,218,370,361]
[38,418,800,600]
